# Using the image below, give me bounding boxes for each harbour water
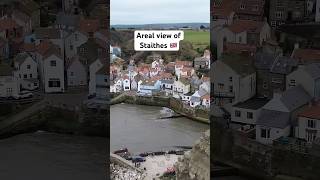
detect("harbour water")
[0,131,107,180]
[110,103,209,153]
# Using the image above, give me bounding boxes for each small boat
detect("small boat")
[113,148,128,154]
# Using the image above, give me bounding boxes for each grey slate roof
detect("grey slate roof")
[14,52,30,65]
[257,109,290,128]
[304,63,320,80]
[280,85,311,111]
[233,98,269,110]
[160,79,174,84]
[254,52,277,70]
[190,96,201,103]
[270,56,298,75]
[221,53,255,77]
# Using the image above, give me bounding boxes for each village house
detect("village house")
[256,85,312,144]
[131,74,143,91]
[182,92,193,103]
[212,0,236,28]
[200,80,210,94]
[190,89,208,108]
[34,28,63,58]
[138,79,161,95]
[65,18,100,60]
[194,56,210,70]
[0,64,19,98]
[13,52,38,90]
[66,55,87,87]
[217,20,271,58]
[160,79,174,95]
[122,75,130,91]
[233,0,265,21]
[212,53,256,112]
[231,98,269,125]
[173,78,191,96]
[255,52,298,99]
[180,67,195,78]
[287,63,320,99]
[223,42,257,56]
[36,41,65,93]
[175,60,193,77]
[201,94,210,108]
[296,102,320,143]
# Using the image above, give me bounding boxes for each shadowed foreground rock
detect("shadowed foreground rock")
[175,130,210,180]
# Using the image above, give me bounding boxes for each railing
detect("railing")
[273,137,312,155]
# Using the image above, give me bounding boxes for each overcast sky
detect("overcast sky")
[111,0,210,25]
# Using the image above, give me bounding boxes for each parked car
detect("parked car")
[113,148,128,154]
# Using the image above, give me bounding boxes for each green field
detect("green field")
[183,30,210,50]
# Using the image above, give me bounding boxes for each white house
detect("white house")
[173,78,191,95]
[138,79,161,95]
[256,86,312,144]
[66,55,87,87]
[297,103,320,143]
[212,54,256,112]
[65,31,88,60]
[175,61,192,77]
[36,42,65,93]
[231,98,269,125]
[201,94,210,108]
[13,52,39,90]
[217,20,271,58]
[190,89,207,108]
[160,79,174,95]
[181,92,193,103]
[123,75,130,91]
[286,64,320,99]
[0,64,19,98]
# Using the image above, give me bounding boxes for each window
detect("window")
[306,131,317,142]
[229,77,233,82]
[238,36,242,43]
[34,82,38,86]
[253,5,258,11]
[218,83,224,89]
[272,78,282,84]
[70,72,74,76]
[263,81,268,89]
[235,110,241,117]
[240,4,245,9]
[27,65,31,69]
[50,60,56,67]
[229,86,233,93]
[29,74,32,78]
[308,119,316,128]
[261,128,270,138]
[289,79,296,86]
[70,45,73,50]
[24,74,27,79]
[48,79,61,87]
[247,112,253,119]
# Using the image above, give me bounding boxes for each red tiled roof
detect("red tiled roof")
[202,94,210,100]
[224,43,257,54]
[175,60,192,67]
[292,49,320,62]
[212,0,237,17]
[299,104,320,120]
[234,0,265,16]
[228,20,265,33]
[0,19,18,31]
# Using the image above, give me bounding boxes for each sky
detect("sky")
[111,0,210,25]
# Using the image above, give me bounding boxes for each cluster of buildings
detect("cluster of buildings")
[110,51,211,109]
[212,0,320,146]
[0,0,108,99]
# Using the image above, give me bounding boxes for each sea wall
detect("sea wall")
[111,93,210,124]
[0,102,107,138]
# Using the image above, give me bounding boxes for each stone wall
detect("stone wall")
[212,119,320,179]
[175,130,210,180]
